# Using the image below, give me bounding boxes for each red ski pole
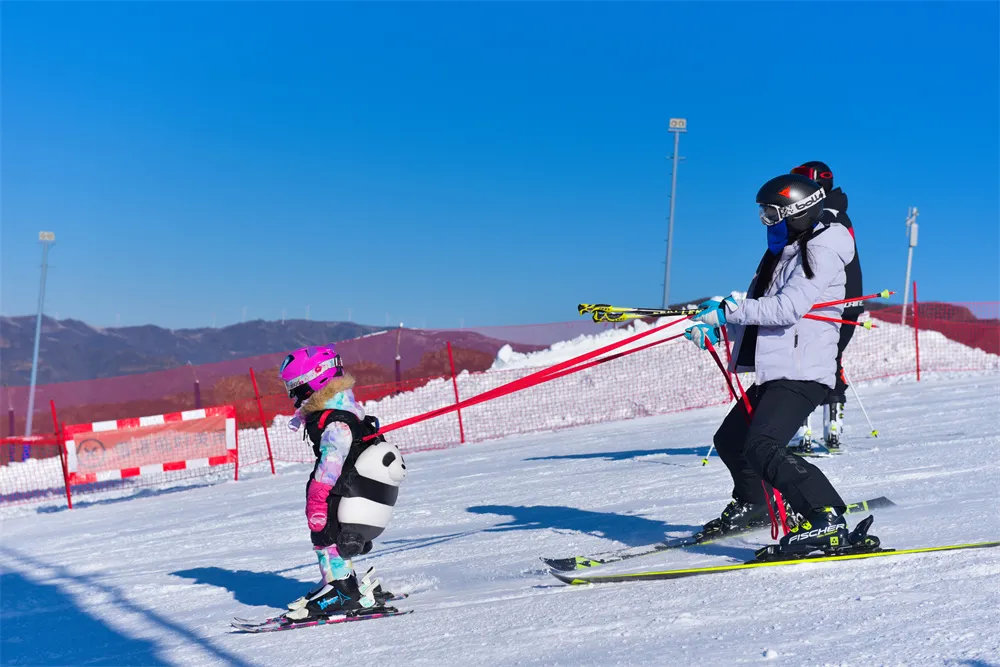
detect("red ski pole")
[812,289,894,310]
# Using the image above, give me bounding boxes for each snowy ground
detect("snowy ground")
[2,373,999,666]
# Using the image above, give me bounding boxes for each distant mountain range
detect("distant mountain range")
[0,299,923,389]
[0,316,397,385]
[0,315,552,430]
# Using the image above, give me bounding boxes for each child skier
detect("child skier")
[683,172,878,558]
[278,344,407,620]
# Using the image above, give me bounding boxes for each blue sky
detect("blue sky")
[3,2,997,330]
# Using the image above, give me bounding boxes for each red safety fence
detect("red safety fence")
[870,302,999,356]
[2,302,997,508]
[0,407,238,509]
[232,304,1000,462]
[236,302,1000,466]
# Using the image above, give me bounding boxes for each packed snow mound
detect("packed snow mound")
[490,317,678,371]
[490,314,998,376]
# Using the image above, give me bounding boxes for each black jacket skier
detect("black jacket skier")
[793,162,863,402]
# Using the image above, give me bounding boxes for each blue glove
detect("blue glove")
[684,324,720,350]
[693,295,739,327]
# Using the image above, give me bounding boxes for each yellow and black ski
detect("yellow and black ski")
[542,496,895,572]
[551,541,1000,585]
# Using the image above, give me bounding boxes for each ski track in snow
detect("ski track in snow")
[2,374,999,666]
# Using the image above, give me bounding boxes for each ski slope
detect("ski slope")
[2,373,999,665]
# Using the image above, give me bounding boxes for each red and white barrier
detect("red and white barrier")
[64,406,237,485]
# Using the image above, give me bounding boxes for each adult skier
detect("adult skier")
[682,172,877,556]
[277,344,407,621]
[788,161,863,452]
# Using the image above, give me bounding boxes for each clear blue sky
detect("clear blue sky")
[3,2,997,330]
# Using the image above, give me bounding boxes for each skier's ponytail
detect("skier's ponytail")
[798,234,815,280]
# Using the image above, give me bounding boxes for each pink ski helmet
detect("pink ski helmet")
[279,345,344,402]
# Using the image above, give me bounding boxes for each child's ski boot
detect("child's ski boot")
[284,571,380,622]
[288,566,394,612]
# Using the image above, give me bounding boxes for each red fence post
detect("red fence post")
[233,416,240,482]
[447,342,466,444]
[58,421,73,510]
[249,368,276,475]
[913,281,921,382]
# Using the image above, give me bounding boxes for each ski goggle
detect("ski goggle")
[758,187,826,226]
[282,355,344,392]
[759,204,784,226]
[791,165,833,182]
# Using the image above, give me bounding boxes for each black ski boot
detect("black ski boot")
[698,498,770,539]
[288,566,394,611]
[284,573,379,622]
[753,510,881,561]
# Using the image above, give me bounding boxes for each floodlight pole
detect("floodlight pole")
[901,207,919,325]
[25,232,56,437]
[663,118,687,308]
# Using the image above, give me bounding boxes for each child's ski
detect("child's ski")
[232,608,412,633]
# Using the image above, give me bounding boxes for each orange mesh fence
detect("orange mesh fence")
[245,304,999,463]
[1,321,608,438]
[246,332,735,464]
[2,305,998,504]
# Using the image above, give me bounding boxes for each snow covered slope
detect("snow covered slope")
[2,374,999,665]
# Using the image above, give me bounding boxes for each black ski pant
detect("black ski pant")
[713,379,846,515]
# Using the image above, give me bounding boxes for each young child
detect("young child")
[278,344,407,620]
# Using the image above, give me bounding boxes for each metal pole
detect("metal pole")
[663,118,687,308]
[663,131,680,308]
[901,248,914,324]
[901,207,918,325]
[394,323,403,395]
[25,234,55,437]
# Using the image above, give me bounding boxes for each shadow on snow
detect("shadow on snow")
[466,504,701,547]
[0,547,250,667]
[524,445,715,463]
[171,567,309,609]
[0,569,168,666]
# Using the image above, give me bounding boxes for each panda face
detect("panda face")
[354,442,407,486]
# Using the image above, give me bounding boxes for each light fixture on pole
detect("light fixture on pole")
[25,231,56,437]
[901,207,919,325]
[663,118,687,308]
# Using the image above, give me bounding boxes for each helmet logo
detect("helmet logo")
[778,186,792,198]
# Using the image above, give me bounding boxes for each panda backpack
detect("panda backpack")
[305,410,406,556]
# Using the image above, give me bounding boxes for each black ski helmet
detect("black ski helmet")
[756,173,826,232]
[791,161,834,193]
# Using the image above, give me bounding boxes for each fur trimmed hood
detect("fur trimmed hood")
[300,373,357,414]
